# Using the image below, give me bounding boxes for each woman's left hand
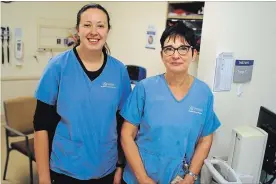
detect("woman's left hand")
[178,174,195,184]
[113,167,123,184]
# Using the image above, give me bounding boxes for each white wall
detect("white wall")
[198,2,276,157]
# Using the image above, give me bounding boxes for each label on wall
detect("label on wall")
[233,60,254,83]
[145,25,156,50]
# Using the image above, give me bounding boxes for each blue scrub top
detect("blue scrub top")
[35,49,131,180]
[120,74,221,184]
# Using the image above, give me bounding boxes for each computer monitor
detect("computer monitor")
[257,106,276,175]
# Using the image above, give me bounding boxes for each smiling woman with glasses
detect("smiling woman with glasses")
[120,21,221,184]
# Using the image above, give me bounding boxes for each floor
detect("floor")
[1,123,39,184]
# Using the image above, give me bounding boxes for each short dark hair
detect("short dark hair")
[160,21,196,52]
[76,3,111,54]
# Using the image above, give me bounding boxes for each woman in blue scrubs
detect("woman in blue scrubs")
[120,21,221,184]
[33,4,131,184]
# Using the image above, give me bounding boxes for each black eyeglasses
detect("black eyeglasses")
[162,45,193,56]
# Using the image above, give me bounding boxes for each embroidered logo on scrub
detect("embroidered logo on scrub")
[101,82,116,89]
[188,106,203,115]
